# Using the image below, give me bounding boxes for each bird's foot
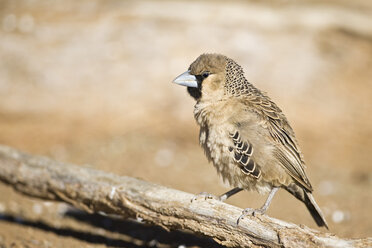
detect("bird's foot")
[236,207,267,225]
[191,192,220,203]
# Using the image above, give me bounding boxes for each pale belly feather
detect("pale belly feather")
[199,125,272,195]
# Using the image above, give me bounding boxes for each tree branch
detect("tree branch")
[0,145,369,248]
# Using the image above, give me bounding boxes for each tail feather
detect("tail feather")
[305,192,329,229]
[285,183,329,229]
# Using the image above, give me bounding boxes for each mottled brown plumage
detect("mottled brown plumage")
[173,53,328,228]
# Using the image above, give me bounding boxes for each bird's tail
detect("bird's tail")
[285,183,329,229]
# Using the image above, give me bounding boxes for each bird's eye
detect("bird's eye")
[201,71,210,79]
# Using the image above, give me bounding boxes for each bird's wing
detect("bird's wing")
[244,94,313,192]
[228,130,261,179]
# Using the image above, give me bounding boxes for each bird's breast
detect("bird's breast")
[194,101,274,194]
[199,124,271,194]
[199,124,234,174]
[195,100,240,182]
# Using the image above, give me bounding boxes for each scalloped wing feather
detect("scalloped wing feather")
[245,95,313,192]
[229,131,261,179]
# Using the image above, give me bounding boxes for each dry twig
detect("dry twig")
[0,145,370,248]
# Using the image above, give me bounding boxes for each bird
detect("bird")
[172,53,328,228]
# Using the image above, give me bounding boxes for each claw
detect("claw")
[191,192,219,202]
[236,208,266,225]
[236,187,279,225]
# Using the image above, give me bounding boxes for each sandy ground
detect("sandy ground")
[0,0,371,247]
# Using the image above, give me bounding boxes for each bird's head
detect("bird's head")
[173,53,247,101]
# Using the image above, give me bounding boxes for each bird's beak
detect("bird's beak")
[173,70,198,88]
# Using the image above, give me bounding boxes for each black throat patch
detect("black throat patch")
[187,87,201,100]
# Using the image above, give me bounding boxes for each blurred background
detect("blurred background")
[0,0,371,247]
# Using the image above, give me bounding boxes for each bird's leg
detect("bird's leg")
[191,187,243,202]
[237,187,279,225]
[257,186,279,213]
[219,187,243,201]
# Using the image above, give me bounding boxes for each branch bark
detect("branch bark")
[0,145,370,248]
